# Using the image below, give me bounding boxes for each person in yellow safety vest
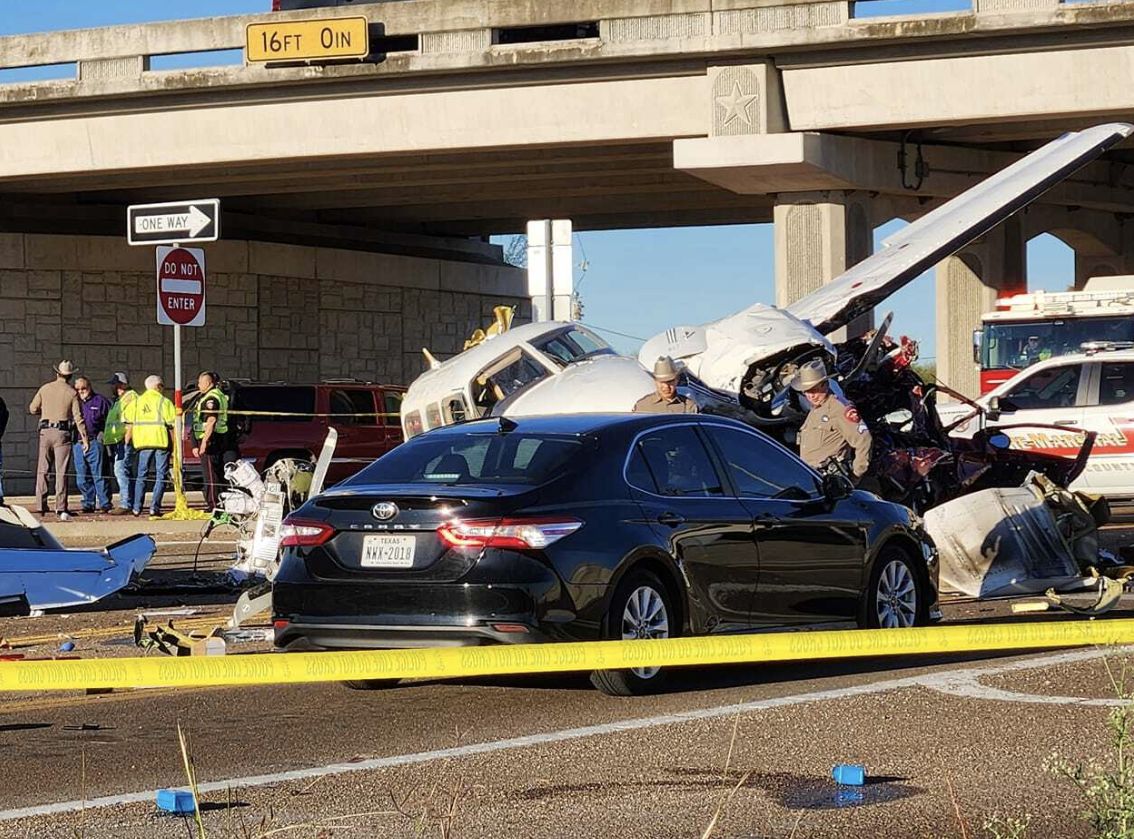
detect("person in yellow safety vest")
[191,371,238,510]
[103,372,138,516]
[124,374,175,518]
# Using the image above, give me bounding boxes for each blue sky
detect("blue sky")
[2,0,1078,362]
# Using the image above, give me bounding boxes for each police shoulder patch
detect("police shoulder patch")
[844,404,861,424]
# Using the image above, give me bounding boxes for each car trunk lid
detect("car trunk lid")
[306,485,534,581]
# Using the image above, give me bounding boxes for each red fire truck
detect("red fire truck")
[974,276,1134,394]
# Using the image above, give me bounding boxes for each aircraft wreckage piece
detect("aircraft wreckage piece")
[646,122,1134,403]
[0,505,156,614]
[924,474,1111,599]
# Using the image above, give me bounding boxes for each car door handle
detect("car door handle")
[754,514,777,527]
[657,512,685,527]
[1054,420,1079,426]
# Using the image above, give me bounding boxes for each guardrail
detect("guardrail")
[0,0,1114,86]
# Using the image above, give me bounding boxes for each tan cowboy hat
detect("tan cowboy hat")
[790,359,830,392]
[54,360,76,377]
[652,356,680,383]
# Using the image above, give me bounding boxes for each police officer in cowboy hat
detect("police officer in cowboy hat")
[791,359,872,483]
[28,360,89,520]
[633,356,699,414]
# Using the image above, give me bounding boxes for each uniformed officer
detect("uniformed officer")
[190,371,237,509]
[633,357,699,414]
[28,360,89,520]
[791,359,872,482]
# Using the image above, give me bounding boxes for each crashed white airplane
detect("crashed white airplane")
[403,123,1133,434]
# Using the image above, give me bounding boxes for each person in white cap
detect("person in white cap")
[791,359,872,483]
[632,356,699,414]
[124,374,175,518]
[28,360,89,521]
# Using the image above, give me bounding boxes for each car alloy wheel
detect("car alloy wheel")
[875,558,918,628]
[620,584,670,680]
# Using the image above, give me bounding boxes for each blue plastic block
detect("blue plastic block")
[59,641,75,652]
[831,764,866,786]
[155,789,196,814]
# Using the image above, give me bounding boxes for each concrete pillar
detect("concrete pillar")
[526,220,574,322]
[773,190,873,341]
[935,216,1026,399]
[1074,253,1124,290]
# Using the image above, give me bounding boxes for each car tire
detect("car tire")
[342,678,401,691]
[860,545,930,629]
[590,569,676,697]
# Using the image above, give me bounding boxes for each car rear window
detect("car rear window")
[348,433,584,486]
[235,386,316,422]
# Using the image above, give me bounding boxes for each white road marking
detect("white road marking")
[0,646,1128,823]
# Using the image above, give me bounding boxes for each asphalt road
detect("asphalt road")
[0,518,1132,838]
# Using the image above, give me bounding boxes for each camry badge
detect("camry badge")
[372,502,399,521]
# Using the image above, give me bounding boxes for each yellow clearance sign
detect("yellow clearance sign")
[246,17,369,63]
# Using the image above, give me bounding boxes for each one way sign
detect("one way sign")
[127,199,220,246]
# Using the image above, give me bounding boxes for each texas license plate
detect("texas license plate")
[361,534,416,568]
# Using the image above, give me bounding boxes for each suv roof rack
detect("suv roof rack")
[322,377,374,384]
[1081,341,1134,355]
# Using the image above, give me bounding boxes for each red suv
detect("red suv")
[184,380,405,486]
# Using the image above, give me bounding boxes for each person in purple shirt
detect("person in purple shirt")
[73,376,113,513]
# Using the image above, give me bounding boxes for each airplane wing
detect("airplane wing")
[786,123,1134,335]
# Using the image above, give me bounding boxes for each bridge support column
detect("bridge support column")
[935,216,1026,399]
[773,190,873,341]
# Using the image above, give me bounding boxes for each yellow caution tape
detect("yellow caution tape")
[3,619,1134,692]
[220,409,400,419]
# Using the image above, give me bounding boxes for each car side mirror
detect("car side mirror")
[986,395,1002,422]
[821,472,853,501]
[972,329,983,364]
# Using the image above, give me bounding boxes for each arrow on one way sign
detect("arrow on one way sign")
[127,199,220,246]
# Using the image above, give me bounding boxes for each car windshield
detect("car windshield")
[983,316,1134,371]
[347,432,585,485]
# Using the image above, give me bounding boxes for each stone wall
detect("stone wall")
[0,233,529,495]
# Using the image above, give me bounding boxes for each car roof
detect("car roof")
[413,412,753,438]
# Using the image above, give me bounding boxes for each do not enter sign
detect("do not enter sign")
[156,246,206,327]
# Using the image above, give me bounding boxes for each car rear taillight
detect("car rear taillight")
[437,517,582,550]
[279,518,335,548]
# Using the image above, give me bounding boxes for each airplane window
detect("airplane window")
[443,394,468,424]
[472,350,549,412]
[531,327,613,368]
[538,337,578,368]
[565,327,608,356]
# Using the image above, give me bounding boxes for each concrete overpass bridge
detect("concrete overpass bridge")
[3,0,1134,489]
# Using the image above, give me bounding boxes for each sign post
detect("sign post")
[155,245,208,520]
[126,200,219,521]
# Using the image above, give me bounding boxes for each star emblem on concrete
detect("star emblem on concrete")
[715,82,758,128]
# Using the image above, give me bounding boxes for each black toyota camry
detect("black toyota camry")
[273,413,939,695]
